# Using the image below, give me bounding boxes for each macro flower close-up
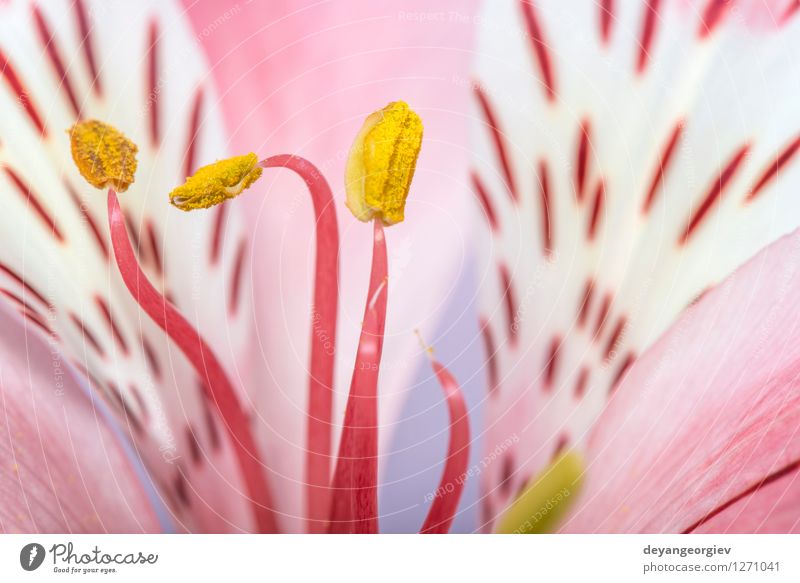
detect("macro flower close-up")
[0,0,799,551]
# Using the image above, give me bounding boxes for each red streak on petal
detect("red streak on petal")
[261,155,340,534]
[69,312,105,358]
[538,159,553,256]
[642,121,684,214]
[552,434,569,461]
[95,295,129,355]
[106,382,142,435]
[141,336,161,380]
[698,0,733,39]
[184,87,204,178]
[678,144,750,245]
[687,285,712,309]
[636,0,662,75]
[610,351,636,393]
[145,220,163,275]
[209,205,228,266]
[4,166,64,242]
[481,496,494,532]
[73,0,102,96]
[499,263,519,346]
[0,262,49,308]
[21,308,53,336]
[574,366,590,399]
[745,135,800,202]
[145,20,160,146]
[474,83,519,203]
[329,220,387,534]
[543,335,561,390]
[129,384,149,423]
[587,178,605,241]
[124,212,145,261]
[0,49,47,135]
[603,316,627,361]
[683,459,800,533]
[173,471,190,508]
[32,4,81,117]
[480,317,500,397]
[782,0,799,24]
[186,425,202,466]
[66,182,109,260]
[202,392,221,451]
[519,0,557,102]
[421,360,470,534]
[594,292,612,339]
[600,0,615,45]
[0,289,49,332]
[470,171,499,232]
[577,278,595,329]
[576,119,592,202]
[500,454,515,496]
[228,237,246,317]
[107,190,278,532]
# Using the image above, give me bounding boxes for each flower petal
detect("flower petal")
[563,227,800,533]
[0,305,162,533]
[472,0,800,527]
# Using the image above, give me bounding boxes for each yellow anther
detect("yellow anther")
[169,153,262,211]
[495,450,584,534]
[68,120,138,192]
[345,101,423,225]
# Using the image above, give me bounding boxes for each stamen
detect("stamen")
[344,101,423,225]
[495,450,583,534]
[170,153,263,211]
[66,121,278,531]
[261,155,340,534]
[417,333,471,534]
[68,120,138,192]
[329,220,387,533]
[106,190,278,532]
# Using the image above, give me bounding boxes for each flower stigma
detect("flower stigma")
[169,153,263,211]
[345,101,423,225]
[68,120,138,192]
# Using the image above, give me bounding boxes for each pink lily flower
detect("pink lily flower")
[473,0,800,532]
[0,0,476,533]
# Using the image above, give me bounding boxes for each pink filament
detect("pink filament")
[420,360,470,534]
[260,155,340,533]
[106,190,278,533]
[329,220,388,533]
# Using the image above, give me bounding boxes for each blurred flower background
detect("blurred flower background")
[1,0,799,534]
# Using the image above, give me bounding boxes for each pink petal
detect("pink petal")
[185,0,479,530]
[563,227,800,533]
[691,465,800,533]
[0,306,160,533]
[472,0,800,529]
